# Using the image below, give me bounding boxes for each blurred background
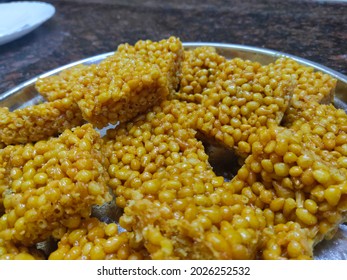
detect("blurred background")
[0,0,346,93]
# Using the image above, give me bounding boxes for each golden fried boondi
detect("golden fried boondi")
[270,57,337,126]
[75,55,169,128]
[0,98,84,145]
[35,37,184,129]
[35,64,90,102]
[103,100,313,259]
[49,217,148,260]
[0,124,112,246]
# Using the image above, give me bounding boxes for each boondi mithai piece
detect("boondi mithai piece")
[0,98,84,145]
[176,47,294,158]
[0,124,112,246]
[36,37,184,129]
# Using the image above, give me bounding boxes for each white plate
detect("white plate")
[0,1,55,46]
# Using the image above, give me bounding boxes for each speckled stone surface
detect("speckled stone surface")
[0,0,346,94]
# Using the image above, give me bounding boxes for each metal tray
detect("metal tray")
[1,43,347,260]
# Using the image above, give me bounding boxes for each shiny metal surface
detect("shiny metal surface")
[1,43,346,259]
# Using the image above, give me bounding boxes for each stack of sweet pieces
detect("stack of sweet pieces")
[1,37,346,260]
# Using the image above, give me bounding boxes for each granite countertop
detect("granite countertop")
[0,0,346,95]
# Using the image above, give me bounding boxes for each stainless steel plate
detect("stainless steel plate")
[1,43,347,260]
